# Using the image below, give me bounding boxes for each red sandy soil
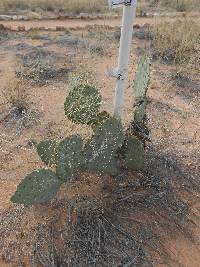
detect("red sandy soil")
[0,16,199,266]
[1,15,200,31]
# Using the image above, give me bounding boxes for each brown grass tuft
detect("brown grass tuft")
[151,19,200,68]
[0,0,108,14]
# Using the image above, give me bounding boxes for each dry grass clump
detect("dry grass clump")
[2,77,29,113]
[161,0,200,11]
[151,19,200,67]
[0,0,107,14]
[0,0,199,13]
[149,0,200,11]
[1,76,40,131]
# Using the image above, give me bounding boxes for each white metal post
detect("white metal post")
[113,1,137,119]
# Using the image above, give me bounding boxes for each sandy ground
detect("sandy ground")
[1,15,200,31]
[0,16,200,266]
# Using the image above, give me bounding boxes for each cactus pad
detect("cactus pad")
[124,136,145,170]
[133,55,150,100]
[56,135,85,182]
[64,84,102,124]
[134,99,147,123]
[11,169,61,205]
[84,118,124,175]
[90,111,111,131]
[37,140,58,166]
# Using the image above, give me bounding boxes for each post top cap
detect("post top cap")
[108,0,137,8]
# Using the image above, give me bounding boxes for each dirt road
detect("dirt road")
[1,15,199,31]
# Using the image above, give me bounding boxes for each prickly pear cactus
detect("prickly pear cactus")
[90,111,111,132]
[134,99,147,123]
[84,118,124,175]
[64,84,102,124]
[56,135,85,182]
[133,55,150,128]
[11,169,61,205]
[133,55,150,100]
[11,53,152,207]
[37,140,58,166]
[124,136,145,171]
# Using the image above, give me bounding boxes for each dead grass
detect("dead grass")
[0,0,199,13]
[2,76,29,112]
[0,0,107,14]
[151,19,200,68]
[1,76,40,131]
[160,0,200,11]
[148,0,200,11]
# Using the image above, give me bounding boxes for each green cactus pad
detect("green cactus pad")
[11,169,61,205]
[56,135,85,182]
[134,99,147,123]
[90,111,111,131]
[84,118,124,175]
[133,55,150,100]
[124,136,145,171]
[64,84,102,124]
[37,140,58,166]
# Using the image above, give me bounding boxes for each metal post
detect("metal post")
[113,1,137,119]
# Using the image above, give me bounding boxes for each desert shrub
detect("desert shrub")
[1,0,28,10]
[0,0,199,13]
[0,24,10,41]
[151,19,200,66]
[0,0,108,14]
[134,27,154,40]
[2,77,29,115]
[16,47,71,85]
[147,0,200,11]
[89,42,107,56]
[1,76,40,130]
[55,33,86,48]
[160,0,200,11]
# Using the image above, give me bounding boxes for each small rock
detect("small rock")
[133,24,141,29]
[56,26,66,31]
[0,15,12,21]
[80,13,90,19]
[153,12,159,17]
[12,15,18,20]
[17,26,26,32]
[27,11,42,20]
[18,15,28,21]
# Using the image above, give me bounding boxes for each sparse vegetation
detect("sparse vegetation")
[0,1,199,266]
[151,19,200,66]
[2,77,29,116]
[0,24,10,41]
[1,76,40,130]
[16,46,71,85]
[158,0,200,11]
[0,0,199,14]
[146,0,200,11]
[0,0,108,14]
